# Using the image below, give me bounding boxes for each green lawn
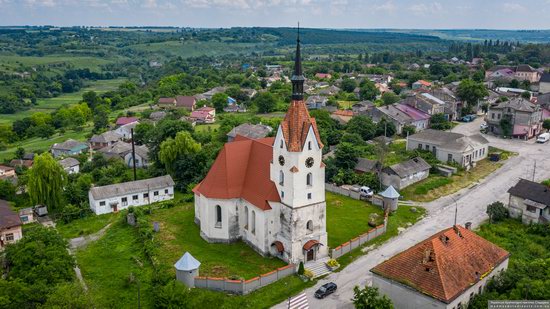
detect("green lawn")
[56,213,118,239]
[148,203,285,279]
[194,123,220,133]
[0,126,92,161]
[129,40,267,58]
[401,159,503,202]
[326,192,385,247]
[76,220,154,309]
[0,54,115,71]
[0,78,126,125]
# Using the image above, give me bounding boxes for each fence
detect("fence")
[194,264,295,295]
[325,183,362,200]
[330,214,388,259]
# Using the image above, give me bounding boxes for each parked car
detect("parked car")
[480,122,488,130]
[314,282,337,299]
[536,132,550,143]
[360,186,374,197]
[460,115,476,122]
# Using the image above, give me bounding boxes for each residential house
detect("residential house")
[404,93,446,117]
[369,105,413,134]
[0,165,16,179]
[227,123,273,142]
[371,225,509,309]
[115,117,139,127]
[486,97,542,139]
[318,85,341,96]
[351,101,374,115]
[412,80,432,90]
[158,97,177,108]
[88,175,174,215]
[124,146,150,168]
[315,73,332,79]
[190,106,216,124]
[58,157,80,174]
[330,110,354,124]
[149,111,167,122]
[394,103,430,132]
[196,87,227,101]
[496,87,533,99]
[223,103,247,113]
[485,65,541,83]
[431,87,463,120]
[381,157,431,190]
[407,130,489,168]
[0,200,23,249]
[9,159,33,169]
[99,141,150,168]
[507,179,550,224]
[539,73,550,94]
[89,130,123,150]
[18,207,35,224]
[115,121,139,140]
[176,96,197,110]
[50,139,89,158]
[305,95,328,110]
[354,158,381,174]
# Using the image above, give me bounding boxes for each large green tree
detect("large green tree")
[359,80,380,101]
[352,285,393,309]
[347,115,376,140]
[430,113,452,130]
[456,79,488,110]
[212,92,228,113]
[254,92,277,113]
[27,153,67,210]
[159,131,202,173]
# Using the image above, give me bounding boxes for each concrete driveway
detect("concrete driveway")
[274,120,550,309]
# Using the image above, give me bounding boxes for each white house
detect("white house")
[88,175,174,215]
[58,157,80,174]
[0,200,23,249]
[115,121,139,140]
[507,179,550,224]
[406,129,489,168]
[193,39,328,264]
[371,225,509,309]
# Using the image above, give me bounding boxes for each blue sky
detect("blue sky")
[1,0,549,29]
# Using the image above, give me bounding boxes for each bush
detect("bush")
[327,259,340,268]
[486,201,509,223]
[303,269,314,279]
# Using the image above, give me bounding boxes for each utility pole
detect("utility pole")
[131,128,137,181]
[532,161,536,182]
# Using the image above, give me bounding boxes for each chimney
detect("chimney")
[465,222,472,230]
[453,225,463,238]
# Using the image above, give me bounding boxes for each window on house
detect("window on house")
[251,210,256,235]
[447,154,453,162]
[281,191,285,198]
[132,195,139,200]
[154,191,159,196]
[306,220,313,233]
[308,141,312,150]
[470,292,474,300]
[122,197,128,206]
[457,302,463,309]
[307,193,312,200]
[165,189,169,194]
[244,206,249,230]
[143,193,149,199]
[215,205,222,228]
[491,113,495,119]
[280,140,283,148]
[425,145,429,150]
[478,286,482,294]
[99,201,106,206]
[279,170,284,186]
[418,143,422,150]
[5,233,14,241]
[307,173,312,186]
[498,114,501,119]
[526,205,537,213]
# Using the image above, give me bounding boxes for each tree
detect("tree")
[334,142,359,170]
[487,201,509,223]
[352,285,393,309]
[375,118,396,137]
[341,78,357,93]
[14,147,25,159]
[430,113,452,130]
[359,81,380,101]
[212,92,228,113]
[543,119,550,131]
[27,153,67,210]
[159,131,202,173]
[401,125,416,137]
[347,115,376,140]
[381,92,400,106]
[521,91,531,100]
[499,117,513,137]
[456,79,488,110]
[0,179,16,201]
[254,92,277,113]
[93,105,110,133]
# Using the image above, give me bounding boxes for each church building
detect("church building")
[193,34,328,264]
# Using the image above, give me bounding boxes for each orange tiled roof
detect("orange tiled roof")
[193,137,280,210]
[416,80,432,86]
[371,225,509,304]
[332,110,354,117]
[280,100,323,152]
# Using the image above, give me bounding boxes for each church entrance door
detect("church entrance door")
[306,249,314,261]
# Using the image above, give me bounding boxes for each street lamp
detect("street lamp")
[450,195,458,226]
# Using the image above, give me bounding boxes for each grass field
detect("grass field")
[326,192,384,247]
[129,40,269,58]
[401,159,503,202]
[0,54,116,72]
[0,78,126,125]
[56,213,118,239]
[0,126,92,161]
[194,123,220,133]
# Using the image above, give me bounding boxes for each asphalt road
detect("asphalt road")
[274,118,550,309]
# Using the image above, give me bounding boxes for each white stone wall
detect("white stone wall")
[89,185,174,215]
[373,258,509,309]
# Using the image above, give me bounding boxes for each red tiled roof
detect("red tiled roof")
[371,225,509,304]
[415,80,432,87]
[0,200,21,230]
[116,117,138,126]
[176,96,196,109]
[158,97,176,105]
[315,73,332,79]
[193,137,280,210]
[272,241,284,253]
[303,239,320,251]
[280,100,323,152]
[332,110,354,117]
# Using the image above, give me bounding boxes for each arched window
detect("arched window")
[279,170,284,185]
[251,210,256,235]
[306,173,312,186]
[215,205,222,228]
[306,220,313,234]
[244,206,249,230]
[308,141,312,150]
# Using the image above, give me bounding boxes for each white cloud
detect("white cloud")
[25,0,56,7]
[410,2,443,15]
[502,2,526,12]
[372,1,396,13]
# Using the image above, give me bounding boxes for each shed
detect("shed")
[379,185,400,212]
[175,252,201,288]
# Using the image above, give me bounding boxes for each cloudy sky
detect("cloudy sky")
[1,0,550,29]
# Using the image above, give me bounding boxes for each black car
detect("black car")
[314,282,337,299]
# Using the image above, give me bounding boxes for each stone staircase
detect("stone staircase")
[305,257,331,278]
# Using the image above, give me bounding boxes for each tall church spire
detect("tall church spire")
[291,24,305,101]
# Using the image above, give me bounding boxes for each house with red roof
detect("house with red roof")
[190,106,216,124]
[115,116,139,127]
[315,73,332,79]
[371,225,509,309]
[412,80,432,90]
[193,37,328,264]
[0,200,23,249]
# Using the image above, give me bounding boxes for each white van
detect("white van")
[537,133,550,143]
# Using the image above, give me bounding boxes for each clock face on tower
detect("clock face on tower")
[305,157,314,168]
[278,155,285,166]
